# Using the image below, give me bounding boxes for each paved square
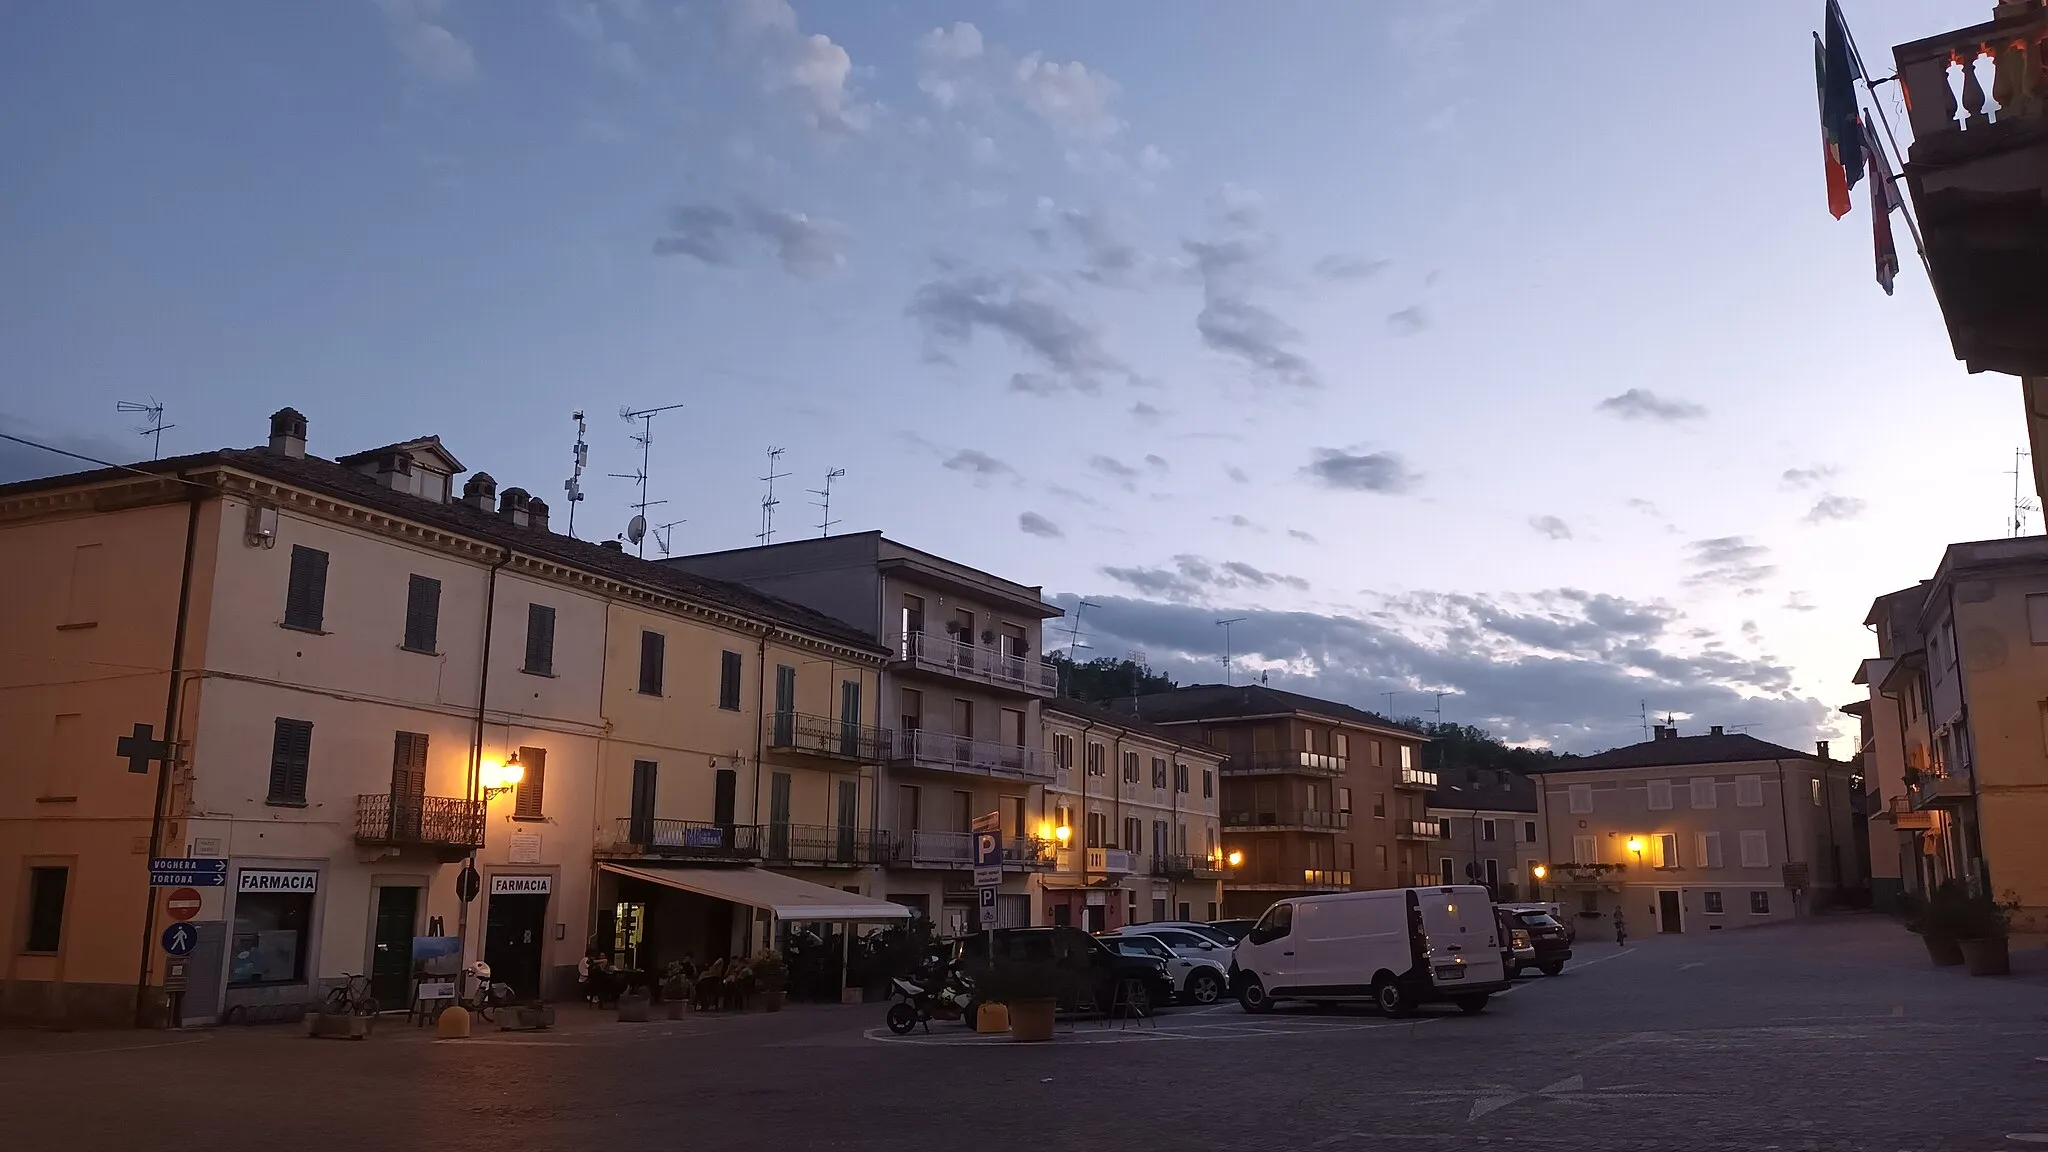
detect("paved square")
[8,917,2048,1151]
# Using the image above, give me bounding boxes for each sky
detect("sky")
[0,0,2021,754]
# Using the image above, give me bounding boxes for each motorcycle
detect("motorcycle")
[458,961,519,1022]
[885,961,974,1034]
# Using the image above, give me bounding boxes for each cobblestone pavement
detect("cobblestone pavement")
[10,915,2048,1151]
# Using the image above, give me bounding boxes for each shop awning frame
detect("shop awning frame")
[600,863,912,923]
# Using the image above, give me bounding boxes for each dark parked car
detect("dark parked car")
[1505,909,1573,976]
[956,927,1176,1017]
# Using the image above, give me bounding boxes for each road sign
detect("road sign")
[977,886,998,929]
[160,922,199,957]
[150,858,227,888]
[165,888,202,922]
[971,811,1002,835]
[455,864,481,903]
[973,831,1001,868]
[163,960,188,992]
[973,866,1002,889]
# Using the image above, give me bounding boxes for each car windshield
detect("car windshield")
[1113,938,1171,960]
[1515,912,1563,928]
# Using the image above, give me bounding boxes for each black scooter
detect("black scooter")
[885,959,974,1034]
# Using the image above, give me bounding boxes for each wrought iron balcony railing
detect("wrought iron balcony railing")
[766,711,890,762]
[611,819,761,861]
[355,793,485,850]
[759,823,891,866]
[1221,808,1351,832]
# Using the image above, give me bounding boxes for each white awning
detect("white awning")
[600,863,912,922]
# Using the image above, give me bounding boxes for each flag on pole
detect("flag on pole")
[1862,114,1900,294]
[1814,33,1853,219]
[1822,1,1864,189]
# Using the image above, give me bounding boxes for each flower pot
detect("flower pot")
[1959,937,2010,976]
[1006,999,1057,1043]
[762,990,785,1013]
[1923,934,1964,967]
[617,993,651,1023]
[665,1000,687,1020]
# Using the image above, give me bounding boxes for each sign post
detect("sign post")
[972,812,1003,934]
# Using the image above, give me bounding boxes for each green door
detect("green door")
[369,886,419,1006]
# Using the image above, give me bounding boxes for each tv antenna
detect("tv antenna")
[757,446,791,544]
[563,410,589,538]
[809,467,846,537]
[116,399,173,460]
[1640,699,1651,741]
[652,519,688,557]
[1216,617,1246,685]
[1126,649,1148,700]
[610,403,683,556]
[1382,691,1398,716]
[2009,447,2037,537]
[1429,691,1449,729]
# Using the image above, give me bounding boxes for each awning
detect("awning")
[600,863,912,922]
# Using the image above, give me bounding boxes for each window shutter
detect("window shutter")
[514,747,546,818]
[524,604,556,674]
[1740,830,1769,868]
[1691,777,1716,808]
[1572,834,1596,864]
[268,718,313,804]
[1568,783,1593,813]
[1647,780,1672,810]
[1736,775,1763,807]
[284,545,329,630]
[639,631,665,696]
[403,574,441,652]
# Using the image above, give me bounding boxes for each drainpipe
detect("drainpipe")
[1773,758,1795,914]
[133,475,206,1028]
[1076,717,1097,923]
[752,631,767,828]
[459,549,511,973]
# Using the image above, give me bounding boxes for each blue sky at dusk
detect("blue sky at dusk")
[0,0,2015,751]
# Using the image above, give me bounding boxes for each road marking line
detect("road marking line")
[0,1037,213,1061]
[1679,962,1705,970]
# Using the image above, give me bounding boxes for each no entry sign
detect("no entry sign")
[165,887,202,922]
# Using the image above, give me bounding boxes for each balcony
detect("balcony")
[899,830,1054,869]
[355,794,484,859]
[1883,794,1939,831]
[1405,872,1445,888]
[1221,808,1351,833]
[1908,771,1974,810]
[1893,6,2048,376]
[1396,818,1444,841]
[1397,766,1438,789]
[760,823,891,867]
[766,712,890,763]
[889,631,1060,696]
[1085,847,1137,875]
[1227,867,1352,893]
[1221,749,1346,778]
[603,819,761,862]
[890,728,1054,783]
[1150,853,1226,880]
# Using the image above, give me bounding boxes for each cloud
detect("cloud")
[1226,466,1250,484]
[729,0,870,136]
[942,448,1017,482]
[559,1,642,79]
[1313,254,1389,281]
[915,22,984,109]
[653,201,847,278]
[1044,204,1144,286]
[1287,529,1318,544]
[1144,454,1168,472]
[1137,144,1171,174]
[1685,536,1777,589]
[907,268,1127,394]
[1386,305,1430,336]
[1216,514,1262,532]
[1804,494,1866,524]
[1625,497,1661,516]
[1088,455,1142,488]
[1130,402,1165,422]
[1014,51,1122,140]
[1302,448,1420,495]
[1045,483,1103,509]
[1595,388,1708,423]
[1783,591,1818,613]
[376,0,478,83]
[1529,515,1572,540]
[1046,586,1832,753]
[0,415,139,483]
[1097,554,1311,602]
[1781,465,1837,490]
[1018,511,1063,538]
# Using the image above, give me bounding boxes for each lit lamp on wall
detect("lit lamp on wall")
[1531,864,1548,882]
[1226,850,1244,868]
[1625,836,1644,867]
[1054,824,1072,847]
[480,751,525,800]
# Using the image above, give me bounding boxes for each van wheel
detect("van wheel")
[1455,993,1491,1014]
[1373,979,1414,1018]
[1185,970,1222,1005]
[1540,962,1564,977]
[1238,976,1274,1014]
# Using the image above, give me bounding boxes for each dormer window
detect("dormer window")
[337,436,466,504]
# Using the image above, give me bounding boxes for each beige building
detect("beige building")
[1531,727,1861,933]
[1427,768,1546,900]
[667,534,1062,936]
[1039,698,1227,931]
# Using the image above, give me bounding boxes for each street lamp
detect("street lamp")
[1531,864,1548,881]
[1226,850,1244,868]
[1054,824,1072,846]
[1625,836,1644,866]
[480,750,525,800]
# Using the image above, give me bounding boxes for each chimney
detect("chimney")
[1816,740,1830,761]
[267,407,308,459]
[1709,724,1724,736]
[527,497,549,533]
[461,472,497,512]
[497,486,531,528]
[601,539,624,552]
[1654,725,1675,741]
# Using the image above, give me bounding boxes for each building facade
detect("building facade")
[1427,768,1545,901]
[1039,699,1227,931]
[1104,685,1432,919]
[1531,728,1862,934]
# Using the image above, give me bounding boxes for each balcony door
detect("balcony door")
[629,760,658,846]
[835,779,859,862]
[768,772,792,859]
[389,731,428,840]
[950,698,975,763]
[773,665,796,745]
[839,680,862,756]
[900,594,925,655]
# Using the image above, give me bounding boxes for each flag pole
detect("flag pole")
[1835,8,1933,278]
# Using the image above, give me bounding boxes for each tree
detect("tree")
[1411,721,1563,776]
[1048,654,1177,702]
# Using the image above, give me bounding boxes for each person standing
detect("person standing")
[1613,908,1628,947]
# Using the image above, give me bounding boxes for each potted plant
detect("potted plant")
[753,950,788,1012]
[660,963,694,1020]
[1954,890,2015,977]
[1908,882,1967,966]
[616,985,651,1022]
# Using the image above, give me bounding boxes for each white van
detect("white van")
[1228,885,1509,1016]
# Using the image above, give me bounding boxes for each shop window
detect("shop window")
[231,883,314,985]
[24,866,68,953]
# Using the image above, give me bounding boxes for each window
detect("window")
[900,594,925,641]
[266,718,314,805]
[1152,819,1169,856]
[1703,891,1724,914]
[1400,745,1413,770]
[1174,762,1189,792]
[513,746,546,819]
[1374,844,1388,871]
[1439,857,1455,884]
[1123,816,1143,850]
[901,688,924,732]
[1738,830,1769,868]
[1053,732,1073,771]
[1568,783,1593,813]
[2030,593,2048,644]
[283,545,329,631]
[1656,833,1678,868]
[1523,820,1537,843]
[24,866,68,953]
[1338,786,1353,814]
[1484,858,1499,888]
[1647,779,1672,810]
[402,574,440,652]
[1370,740,1384,768]
[1151,756,1167,788]
[1122,750,1140,784]
[230,873,315,985]
[1735,775,1763,807]
[1086,812,1106,848]
[1086,742,1106,777]
[1341,843,1357,871]
[1696,830,1724,868]
[1002,708,1025,747]
[62,543,103,627]
[1690,777,1716,808]
[1580,889,1599,914]
[637,631,665,696]
[1572,834,1597,864]
[1482,818,1497,842]
[1372,792,1386,818]
[1334,732,1349,759]
[1201,768,1213,799]
[523,604,556,675]
[1810,778,1821,806]
[1439,820,1453,840]
[718,650,743,710]
[1749,890,1772,915]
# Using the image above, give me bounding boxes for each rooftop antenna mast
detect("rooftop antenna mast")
[564,410,589,539]
[1127,650,1148,702]
[757,447,791,544]
[1216,617,1246,685]
[1429,691,1448,729]
[1382,691,1398,716]
[612,403,683,557]
[1640,699,1651,741]
[809,467,846,537]
[2009,447,2037,537]
[116,399,173,460]
[651,519,688,557]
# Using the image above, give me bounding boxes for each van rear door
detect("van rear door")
[1413,886,1506,987]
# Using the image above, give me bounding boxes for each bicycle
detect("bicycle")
[325,972,381,1017]
[457,961,517,1023]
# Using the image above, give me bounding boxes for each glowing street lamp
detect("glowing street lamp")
[1531,864,1548,881]
[480,750,525,800]
[1226,850,1244,868]
[1625,836,1644,866]
[1054,824,1072,846]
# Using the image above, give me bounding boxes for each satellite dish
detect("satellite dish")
[626,515,646,545]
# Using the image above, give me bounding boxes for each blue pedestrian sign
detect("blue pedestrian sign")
[150,858,227,888]
[161,922,199,957]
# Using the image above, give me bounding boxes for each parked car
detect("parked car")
[1496,907,1536,976]
[1103,921,1235,949]
[1230,885,1509,1016]
[1500,902,1575,944]
[1102,934,1228,1005]
[1503,908,1573,976]
[1208,918,1258,944]
[956,927,1176,1018]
